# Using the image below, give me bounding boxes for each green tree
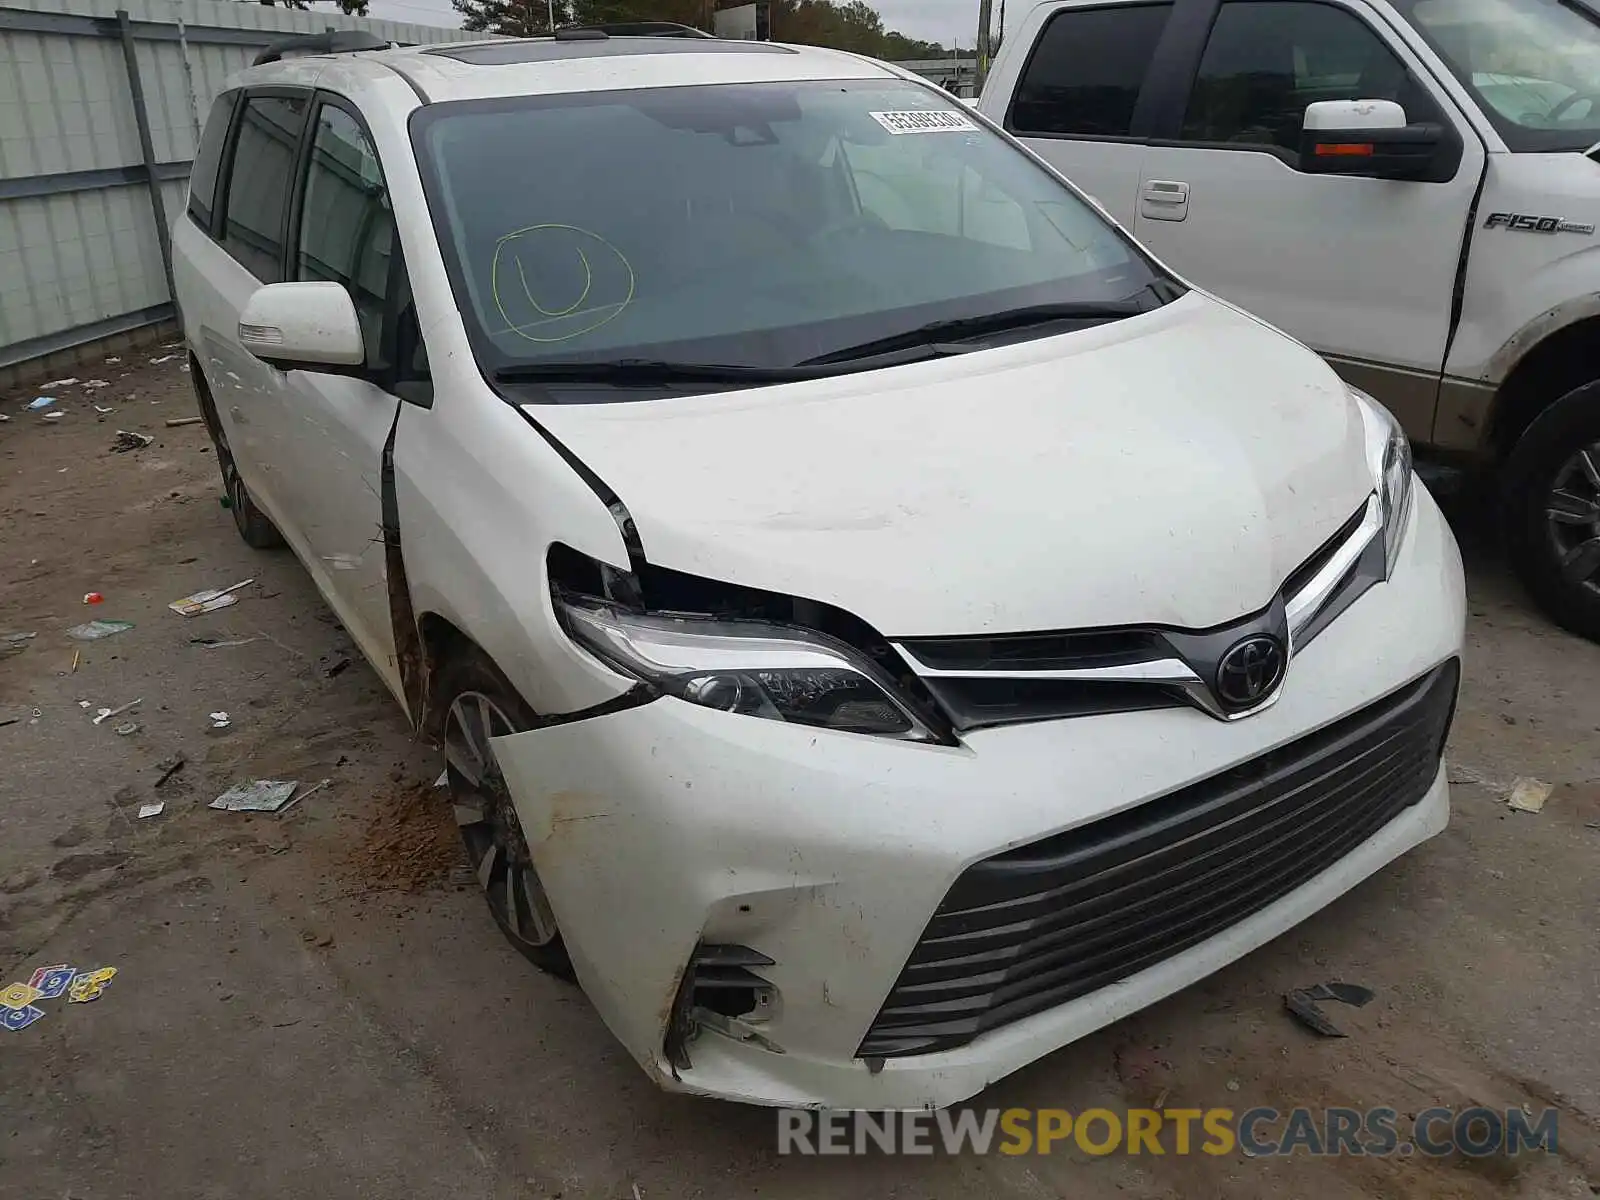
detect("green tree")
[453,0,563,34]
[568,0,707,25]
[258,0,372,14]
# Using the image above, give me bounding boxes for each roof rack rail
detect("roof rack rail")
[557,21,714,38]
[252,30,393,67]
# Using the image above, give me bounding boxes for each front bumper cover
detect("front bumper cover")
[490,486,1466,1109]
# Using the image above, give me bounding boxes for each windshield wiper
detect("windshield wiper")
[492,358,827,385]
[798,296,1160,367]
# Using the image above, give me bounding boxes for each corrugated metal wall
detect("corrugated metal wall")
[0,0,475,372]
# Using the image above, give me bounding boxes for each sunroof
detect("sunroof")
[426,38,797,66]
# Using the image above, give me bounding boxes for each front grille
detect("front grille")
[858,659,1459,1058]
[891,497,1375,729]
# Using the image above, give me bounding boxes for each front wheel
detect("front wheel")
[437,647,574,980]
[1504,379,1600,642]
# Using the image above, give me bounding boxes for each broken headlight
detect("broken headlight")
[1353,388,1414,578]
[559,600,938,742]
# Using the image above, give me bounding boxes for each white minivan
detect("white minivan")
[173,28,1464,1109]
[983,0,1600,640]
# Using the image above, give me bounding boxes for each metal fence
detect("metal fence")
[0,0,475,376]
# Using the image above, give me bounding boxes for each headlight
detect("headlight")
[1353,388,1414,578]
[559,599,938,742]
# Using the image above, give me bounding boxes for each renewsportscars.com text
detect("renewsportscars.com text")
[777,1106,1558,1158]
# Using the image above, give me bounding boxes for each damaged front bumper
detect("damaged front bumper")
[490,488,1465,1110]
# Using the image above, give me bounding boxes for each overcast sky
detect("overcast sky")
[364,0,998,48]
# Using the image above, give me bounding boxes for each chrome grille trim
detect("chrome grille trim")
[891,495,1380,727]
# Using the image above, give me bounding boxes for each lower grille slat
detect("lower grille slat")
[857,660,1459,1058]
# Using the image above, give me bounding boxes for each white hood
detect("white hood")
[527,293,1374,637]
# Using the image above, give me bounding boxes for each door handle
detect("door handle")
[1140,179,1190,222]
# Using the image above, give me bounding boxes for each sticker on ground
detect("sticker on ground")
[869,110,978,135]
[28,965,74,1000]
[0,1004,45,1032]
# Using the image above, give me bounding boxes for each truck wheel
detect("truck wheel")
[1504,379,1600,642]
[437,646,575,981]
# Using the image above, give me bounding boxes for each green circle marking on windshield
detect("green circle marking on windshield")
[491,224,637,344]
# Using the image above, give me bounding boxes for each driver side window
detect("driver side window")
[1180,0,1444,154]
[296,101,405,372]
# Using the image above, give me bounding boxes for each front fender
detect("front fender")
[392,365,636,719]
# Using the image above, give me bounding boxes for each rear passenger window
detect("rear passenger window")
[187,91,235,230]
[220,93,308,283]
[1009,5,1173,138]
[296,103,396,369]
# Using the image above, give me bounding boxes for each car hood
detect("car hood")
[525,293,1374,637]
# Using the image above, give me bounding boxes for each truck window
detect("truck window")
[1395,0,1600,153]
[1009,4,1174,138]
[220,93,308,283]
[1179,0,1444,153]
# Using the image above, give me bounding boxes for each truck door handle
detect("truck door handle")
[1140,179,1189,222]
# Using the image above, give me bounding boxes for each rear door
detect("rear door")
[1129,0,1485,435]
[182,88,311,523]
[983,0,1180,226]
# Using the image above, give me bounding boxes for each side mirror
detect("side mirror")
[1299,99,1443,179]
[238,282,365,375]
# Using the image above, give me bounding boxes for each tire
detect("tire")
[190,368,285,550]
[1504,378,1600,642]
[436,645,575,980]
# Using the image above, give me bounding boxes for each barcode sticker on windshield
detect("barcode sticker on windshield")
[870,110,978,135]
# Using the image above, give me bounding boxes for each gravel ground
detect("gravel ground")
[1,353,1597,1199]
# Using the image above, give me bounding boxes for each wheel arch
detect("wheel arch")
[1490,313,1600,459]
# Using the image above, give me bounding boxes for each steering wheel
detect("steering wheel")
[1547,91,1600,123]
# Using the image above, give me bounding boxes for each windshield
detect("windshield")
[1395,0,1600,151]
[410,79,1164,383]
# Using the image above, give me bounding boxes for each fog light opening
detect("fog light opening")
[664,942,782,1072]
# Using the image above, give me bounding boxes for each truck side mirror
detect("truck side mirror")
[1299,99,1444,180]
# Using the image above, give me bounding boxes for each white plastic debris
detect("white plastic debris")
[111,430,154,453]
[92,698,142,726]
[41,378,78,388]
[81,380,110,389]
[149,355,178,365]
[209,711,231,729]
[93,404,114,414]
[137,802,164,819]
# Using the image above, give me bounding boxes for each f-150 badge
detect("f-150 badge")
[1484,212,1596,234]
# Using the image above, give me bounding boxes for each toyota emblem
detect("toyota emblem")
[1215,635,1286,707]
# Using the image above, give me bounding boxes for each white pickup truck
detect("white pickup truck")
[981,0,1600,640]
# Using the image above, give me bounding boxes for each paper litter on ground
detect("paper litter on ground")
[210,781,299,812]
[169,579,254,617]
[66,619,135,641]
[1507,777,1553,813]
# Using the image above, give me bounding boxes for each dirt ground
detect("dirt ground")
[1,353,1598,1200]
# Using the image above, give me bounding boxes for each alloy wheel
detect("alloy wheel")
[1545,441,1600,599]
[443,691,560,948]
